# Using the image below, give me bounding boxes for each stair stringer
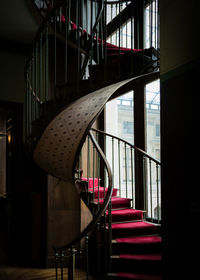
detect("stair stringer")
[33,74,152,183]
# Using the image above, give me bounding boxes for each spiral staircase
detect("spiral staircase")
[26,0,161,279]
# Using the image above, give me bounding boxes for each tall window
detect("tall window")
[105,91,134,200]
[106,1,134,48]
[145,79,160,160]
[144,0,159,49]
[105,91,134,143]
[145,79,161,220]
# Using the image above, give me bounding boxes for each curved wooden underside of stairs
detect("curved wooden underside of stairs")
[33,71,158,183]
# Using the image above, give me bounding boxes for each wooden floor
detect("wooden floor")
[0,266,95,280]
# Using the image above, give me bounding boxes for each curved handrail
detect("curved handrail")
[105,0,131,4]
[80,0,105,78]
[25,0,106,96]
[53,129,113,250]
[91,127,161,165]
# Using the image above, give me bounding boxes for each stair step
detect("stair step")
[107,272,162,280]
[96,197,132,209]
[112,235,161,254]
[115,235,161,245]
[89,47,158,85]
[111,253,162,273]
[112,221,158,238]
[81,177,99,188]
[89,187,118,199]
[108,209,143,223]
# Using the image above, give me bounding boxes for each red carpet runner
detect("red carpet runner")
[83,177,162,280]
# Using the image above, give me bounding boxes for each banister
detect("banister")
[91,127,161,165]
[80,0,105,77]
[92,0,105,33]
[105,0,132,4]
[53,129,113,251]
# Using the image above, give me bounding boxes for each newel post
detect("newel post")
[68,246,76,280]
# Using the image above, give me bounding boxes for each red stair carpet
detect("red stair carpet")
[83,177,162,280]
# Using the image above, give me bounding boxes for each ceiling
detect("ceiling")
[0,0,40,45]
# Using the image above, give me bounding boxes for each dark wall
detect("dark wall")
[161,61,200,279]
[160,1,200,278]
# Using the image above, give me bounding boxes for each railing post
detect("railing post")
[143,155,147,219]
[131,146,134,208]
[45,22,49,110]
[97,220,101,279]
[134,81,145,210]
[55,248,59,280]
[68,246,76,280]
[60,249,64,280]
[108,194,112,272]
[124,143,128,198]
[149,159,153,221]
[85,234,89,280]
[156,163,160,221]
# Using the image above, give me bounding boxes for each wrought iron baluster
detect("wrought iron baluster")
[143,155,147,217]
[93,140,95,206]
[25,71,29,143]
[104,2,107,63]
[131,146,134,208]
[149,0,153,47]
[59,7,62,31]
[125,143,128,198]
[118,140,121,197]
[112,137,114,187]
[31,53,35,123]
[55,249,59,280]
[156,163,160,221]
[125,1,128,48]
[149,158,153,220]
[97,219,101,279]
[45,22,49,107]
[77,0,81,79]
[90,0,94,64]
[39,33,42,115]
[87,135,91,184]
[108,195,112,272]
[68,246,76,280]
[54,13,57,97]
[110,3,113,44]
[86,0,88,36]
[85,234,89,280]
[35,42,38,119]
[131,0,134,50]
[64,2,68,86]
[95,0,100,64]
[60,249,64,280]
[29,63,32,138]
[100,14,104,61]
[119,1,121,52]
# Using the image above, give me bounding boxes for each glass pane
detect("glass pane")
[145,79,160,160]
[144,0,159,48]
[105,91,134,143]
[105,92,135,204]
[145,79,161,220]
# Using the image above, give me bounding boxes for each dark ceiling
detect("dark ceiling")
[0,0,40,45]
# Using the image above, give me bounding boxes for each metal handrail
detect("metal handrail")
[91,127,161,222]
[53,129,113,251]
[91,127,161,165]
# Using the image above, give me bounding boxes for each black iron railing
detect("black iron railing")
[90,128,161,222]
[53,130,113,279]
[25,0,160,278]
[25,0,159,149]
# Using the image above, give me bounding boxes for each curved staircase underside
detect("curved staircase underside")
[33,72,156,182]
